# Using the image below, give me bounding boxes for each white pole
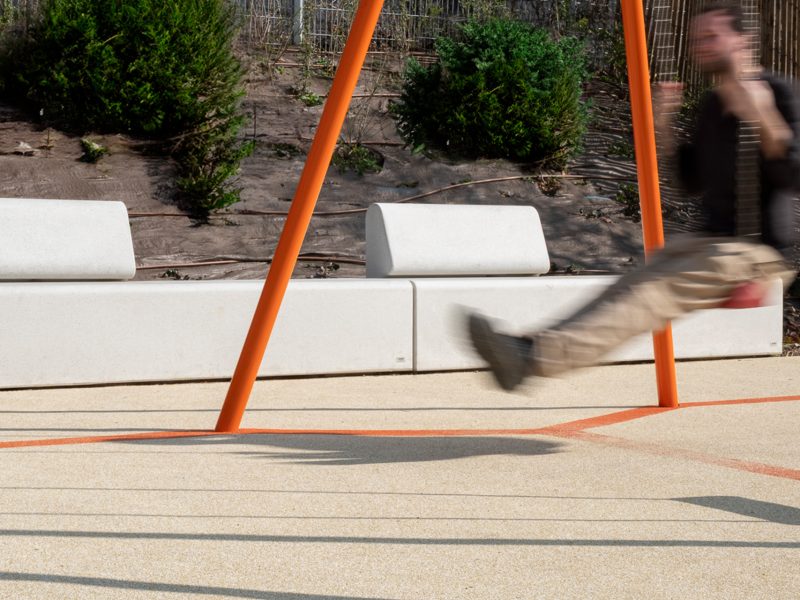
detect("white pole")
[292,0,304,44]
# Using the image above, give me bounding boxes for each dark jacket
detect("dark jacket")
[678,73,800,251]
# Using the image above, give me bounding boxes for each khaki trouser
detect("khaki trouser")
[530,237,796,377]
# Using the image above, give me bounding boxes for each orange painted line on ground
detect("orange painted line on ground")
[533,395,800,434]
[549,429,800,482]
[535,407,675,433]
[1,393,799,450]
[238,427,549,437]
[0,430,218,450]
[240,406,683,437]
[0,427,559,449]
[3,419,798,483]
[681,395,800,408]
[0,409,671,448]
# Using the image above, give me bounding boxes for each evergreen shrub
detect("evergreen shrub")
[394,18,588,166]
[1,0,253,217]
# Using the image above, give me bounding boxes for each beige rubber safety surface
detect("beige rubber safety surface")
[0,357,798,599]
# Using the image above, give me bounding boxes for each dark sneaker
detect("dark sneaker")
[467,313,533,391]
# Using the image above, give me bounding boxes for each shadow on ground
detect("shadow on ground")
[1,530,798,548]
[117,434,564,466]
[0,572,391,600]
[675,496,800,526]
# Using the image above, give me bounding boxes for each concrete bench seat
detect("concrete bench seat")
[0,199,784,389]
[369,202,784,371]
[367,203,550,277]
[0,198,135,280]
[0,198,414,389]
[411,276,783,372]
[0,280,413,389]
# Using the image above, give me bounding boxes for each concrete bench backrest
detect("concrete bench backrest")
[366,203,550,277]
[0,198,136,280]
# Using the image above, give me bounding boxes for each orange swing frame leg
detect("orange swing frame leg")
[216,0,678,433]
[621,0,679,408]
[215,0,387,433]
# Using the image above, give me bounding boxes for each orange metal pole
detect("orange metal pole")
[215,0,386,433]
[620,0,679,408]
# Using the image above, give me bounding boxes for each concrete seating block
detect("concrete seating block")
[0,198,136,280]
[412,276,784,372]
[0,279,413,389]
[366,203,550,277]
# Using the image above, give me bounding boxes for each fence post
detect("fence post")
[292,0,304,44]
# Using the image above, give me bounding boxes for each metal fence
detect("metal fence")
[4,0,800,80]
[236,0,617,53]
[310,0,467,51]
[235,0,500,51]
[236,0,294,49]
[237,0,799,83]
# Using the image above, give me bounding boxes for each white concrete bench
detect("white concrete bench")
[0,198,136,280]
[367,203,551,277]
[366,203,784,372]
[0,199,412,389]
[411,276,783,371]
[0,199,783,389]
[0,280,413,389]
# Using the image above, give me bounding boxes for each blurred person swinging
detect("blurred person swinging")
[468,0,800,391]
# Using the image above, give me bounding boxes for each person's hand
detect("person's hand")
[717,75,793,159]
[717,78,775,122]
[653,82,684,116]
[653,82,684,146]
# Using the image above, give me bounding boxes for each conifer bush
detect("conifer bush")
[1,0,253,217]
[394,19,588,166]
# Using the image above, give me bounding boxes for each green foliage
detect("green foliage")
[1,0,253,218]
[267,142,304,159]
[593,21,628,87]
[332,143,384,176]
[393,18,588,166]
[5,0,234,135]
[79,138,107,163]
[298,90,324,107]
[0,0,15,33]
[548,2,627,88]
[680,83,712,123]
[615,182,640,222]
[608,138,634,159]
[174,118,255,219]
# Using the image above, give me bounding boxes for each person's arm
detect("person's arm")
[718,77,795,160]
[653,82,682,157]
[653,82,702,193]
[754,82,795,160]
[761,79,800,189]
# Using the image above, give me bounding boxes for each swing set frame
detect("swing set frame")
[215,0,679,433]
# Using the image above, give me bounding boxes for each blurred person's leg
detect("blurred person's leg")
[469,237,793,389]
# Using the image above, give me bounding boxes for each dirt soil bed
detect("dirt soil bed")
[0,57,649,280]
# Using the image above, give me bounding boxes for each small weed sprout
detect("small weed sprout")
[615,183,641,222]
[299,90,324,107]
[79,138,107,163]
[332,143,384,175]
